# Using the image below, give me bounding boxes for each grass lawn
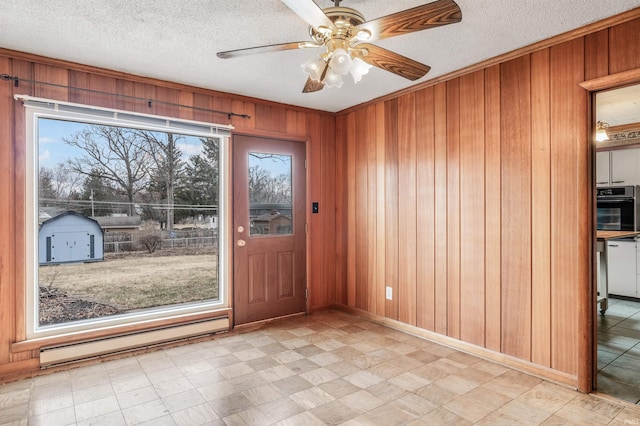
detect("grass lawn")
[39,253,218,312]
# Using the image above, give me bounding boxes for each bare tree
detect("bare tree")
[64,126,150,216]
[133,131,184,230]
[39,164,83,200]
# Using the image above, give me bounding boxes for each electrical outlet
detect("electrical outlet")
[385,286,393,300]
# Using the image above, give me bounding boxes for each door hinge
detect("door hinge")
[305,158,307,169]
[305,223,308,234]
[305,288,308,299]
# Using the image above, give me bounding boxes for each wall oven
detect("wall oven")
[596,185,640,231]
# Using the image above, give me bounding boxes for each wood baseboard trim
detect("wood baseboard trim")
[335,304,578,390]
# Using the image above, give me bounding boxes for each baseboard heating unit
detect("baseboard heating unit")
[40,317,229,367]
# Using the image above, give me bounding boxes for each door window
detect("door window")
[248,153,293,236]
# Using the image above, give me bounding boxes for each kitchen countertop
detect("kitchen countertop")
[597,230,640,240]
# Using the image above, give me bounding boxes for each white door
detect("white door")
[51,232,90,263]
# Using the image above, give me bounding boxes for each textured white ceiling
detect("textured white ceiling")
[1,0,639,112]
[597,83,640,127]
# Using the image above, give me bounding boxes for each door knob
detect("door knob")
[237,239,246,247]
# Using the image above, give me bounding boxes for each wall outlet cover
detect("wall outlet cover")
[385,286,392,300]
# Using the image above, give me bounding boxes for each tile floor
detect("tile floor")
[598,297,640,404]
[1,310,640,425]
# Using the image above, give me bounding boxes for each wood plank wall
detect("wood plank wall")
[336,16,640,380]
[0,52,336,379]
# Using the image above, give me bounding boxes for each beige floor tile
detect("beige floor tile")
[29,393,74,417]
[242,383,282,405]
[209,392,253,418]
[28,406,76,426]
[516,381,578,413]
[74,395,120,423]
[444,393,497,423]
[0,403,29,425]
[434,373,478,395]
[0,388,30,409]
[116,384,159,409]
[257,396,305,423]
[121,398,169,425]
[339,389,385,412]
[153,377,193,398]
[388,371,432,391]
[276,410,325,426]
[73,382,115,405]
[289,386,335,410]
[76,410,126,426]
[343,370,385,389]
[162,388,205,413]
[410,406,472,426]
[498,399,553,424]
[310,399,363,425]
[318,378,362,399]
[170,402,219,426]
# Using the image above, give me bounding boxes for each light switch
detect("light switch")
[386,286,393,300]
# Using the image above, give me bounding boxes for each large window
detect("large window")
[24,98,230,338]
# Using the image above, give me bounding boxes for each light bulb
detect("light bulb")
[350,57,372,83]
[329,48,352,75]
[324,68,343,88]
[302,55,326,81]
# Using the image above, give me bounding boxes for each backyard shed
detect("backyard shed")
[39,211,104,265]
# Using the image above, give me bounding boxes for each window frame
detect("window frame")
[22,96,232,340]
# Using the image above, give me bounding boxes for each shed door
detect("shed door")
[51,232,90,263]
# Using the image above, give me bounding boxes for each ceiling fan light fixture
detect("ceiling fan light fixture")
[350,57,372,83]
[302,55,327,81]
[324,68,344,88]
[329,48,352,75]
[355,29,371,41]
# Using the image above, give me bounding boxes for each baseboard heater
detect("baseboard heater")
[40,317,229,367]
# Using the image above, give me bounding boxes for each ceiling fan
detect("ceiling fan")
[217,0,462,93]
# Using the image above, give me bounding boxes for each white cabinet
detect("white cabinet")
[598,148,640,187]
[596,151,610,187]
[607,239,637,297]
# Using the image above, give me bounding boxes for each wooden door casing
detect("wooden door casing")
[233,134,307,325]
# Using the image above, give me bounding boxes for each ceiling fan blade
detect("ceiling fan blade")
[356,43,431,81]
[354,0,462,42]
[217,41,310,59]
[302,77,325,93]
[281,0,335,31]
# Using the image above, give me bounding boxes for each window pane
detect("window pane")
[37,118,220,327]
[248,153,292,236]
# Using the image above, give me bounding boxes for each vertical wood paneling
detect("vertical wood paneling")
[335,114,348,306]
[0,56,15,363]
[500,55,532,360]
[366,105,378,313]
[609,19,640,74]
[307,112,322,308]
[531,48,552,367]
[584,29,609,80]
[459,70,485,346]
[434,83,448,335]
[375,102,387,316]
[347,112,357,308]
[446,79,461,339]
[484,64,502,352]
[355,108,368,310]
[384,99,399,320]
[550,38,584,375]
[398,93,417,325]
[321,114,337,307]
[11,60,33,342]
[34,64,68,101]
[416,87,436,331]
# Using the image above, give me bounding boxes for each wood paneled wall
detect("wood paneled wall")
[336,16,640,383]
[0,52,336,379]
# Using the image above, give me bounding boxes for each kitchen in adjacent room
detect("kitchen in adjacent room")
[595,81,640,404]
